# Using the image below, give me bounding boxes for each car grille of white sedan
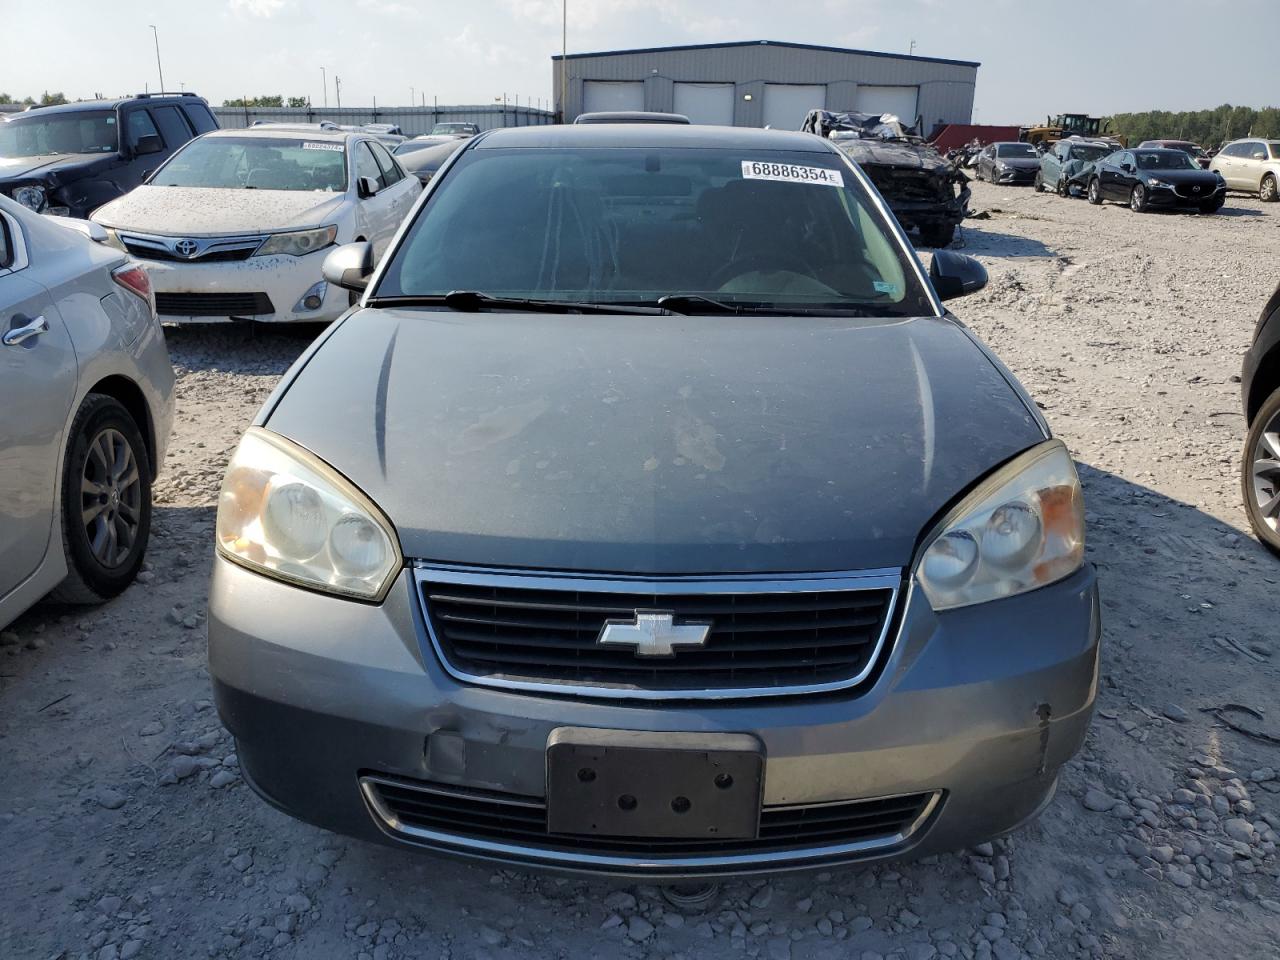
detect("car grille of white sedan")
[119,231,267,263]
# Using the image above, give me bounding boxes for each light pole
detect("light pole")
[149,25,166,93]
[560,0,567,121]
[909,39,917,56]
[321,67,327,108]
[334,76,342,110]
[410,86,415,107]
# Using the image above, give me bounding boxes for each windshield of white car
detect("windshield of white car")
[150,137,347,191]
[996,143,1037,159]
[0,111,118,158]
[431,125,470,135]
[1134,151,1199,171]
[376,146,930,316]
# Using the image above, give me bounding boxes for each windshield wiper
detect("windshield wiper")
[364,291,665,315]
[655,294,743,315]
[652,295,880,317]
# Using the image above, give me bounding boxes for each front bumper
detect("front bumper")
[140,247,348,323]
[209,556,1100,878]
[993,167,1038,185]
[890,184,971,230]
[1144,183,1224,207]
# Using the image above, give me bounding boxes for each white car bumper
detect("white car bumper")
[142,247,350,324]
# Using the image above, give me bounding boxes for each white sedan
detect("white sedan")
[91,127,420,323]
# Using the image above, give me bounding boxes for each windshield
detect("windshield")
[1072,145,1111,162]
[0,110,118,158]
[996,143,1037,159]
[1135,150,1199,171]
[151,136,347,191]
[431,124,470,135]
[376,146,929,315]
[1270,144,1280,160]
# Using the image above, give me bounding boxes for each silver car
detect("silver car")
[0,196,174,629]
[1209,139,1280,201]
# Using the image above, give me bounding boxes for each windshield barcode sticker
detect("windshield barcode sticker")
[302,142,344,152]
[741,161,843,187]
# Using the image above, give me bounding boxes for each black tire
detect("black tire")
[1261,174,1279,203]
[1057,176,1069,197]
[1243,387,1280,558]
[917,223,957,248]
[1130,184,1148,213]
[50,395,152,604]
[1033,171,1045,192]
[1087,178,1103,204]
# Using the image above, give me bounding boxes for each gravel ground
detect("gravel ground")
[3,180,1280,960]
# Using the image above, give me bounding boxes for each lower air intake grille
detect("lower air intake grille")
[155,291,274,317]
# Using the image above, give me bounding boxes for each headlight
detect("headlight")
[102,227,127,252]
[1145,177,1170,188]
[216,428,402,600]
[253,225,338,258]
[994,161,1009,171]
[916,440,1084,611]
[12,185,46,211]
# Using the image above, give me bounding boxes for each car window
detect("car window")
[151,105,194,148]
[0,213,11,269]
[0,110,119,158]
[377,146,931,316]
[1270,144,1280,160]
[368,141,403,186]
[1248,142,1267,160]
[183,103,219,135]
[354,142,385,189]
[1224,143,1245,158]
[151,136,347,191]
[996,143,1037,159]
[125,109,160,147]
[1135,151,1198,171]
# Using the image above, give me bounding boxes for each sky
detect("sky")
[4,0,1277,124]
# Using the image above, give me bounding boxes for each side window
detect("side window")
[354,142,384,190]
[182,103,218,134]
[1225,143,1246,158]
[1249,141,1267,160]
[0,213,11,269]
[125,109,160,147]
[369,141,403,186]
[151,105,194,148]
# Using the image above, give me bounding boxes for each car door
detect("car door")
[978,146,993,180]
[368,140,420,227]
[351,141,401,258]
[1105,152,1131,199]
[1044,143,1064,184]
[1241,141,1269,192]
[0,207,78,598]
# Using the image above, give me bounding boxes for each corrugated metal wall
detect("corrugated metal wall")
[552,42,977,130]
[211,105,556,137]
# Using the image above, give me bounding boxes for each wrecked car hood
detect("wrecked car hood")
[264,309,1045,575]
[91,186,348,236]
[0,153,97,182]
[837,139,952,173]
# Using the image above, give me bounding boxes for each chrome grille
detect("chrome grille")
[118,231,265,263]
[362,774,939,869]
[416,566,900,700]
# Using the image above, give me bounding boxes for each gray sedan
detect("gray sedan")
[0,197,174,629]
[209,125,1099,878]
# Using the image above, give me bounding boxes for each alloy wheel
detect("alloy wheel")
[80,427,142,568]
[1262,175,1278,202]
[1130,185,1146,212]
[1250,416,1280,535]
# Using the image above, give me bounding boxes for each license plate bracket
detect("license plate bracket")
[546,728,764,840]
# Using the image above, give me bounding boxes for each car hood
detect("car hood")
[837,140,951,174]
[1145,169,1221,186]
[91,186,348,235]
[0,152,99,182]
[263,310,1045,575]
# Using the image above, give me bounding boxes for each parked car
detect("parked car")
[0,196,174,630]
[1210,138,1280,201]
[209,123,1098,879]
[803,110,970,248]
[1137,140,1210,168]
[1087,148,1226,213]
[574,112,691,125]
[392,137,466,184]
[90,127,420,324]
[974,142,1040,185]
[1241,281,1280,556]
[1036,137,1114,196]
[427,122,479,138]
[0,93,217,219]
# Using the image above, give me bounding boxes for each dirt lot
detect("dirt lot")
[3,180,1280,960]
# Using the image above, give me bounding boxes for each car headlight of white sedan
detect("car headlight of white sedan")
[254,225,338,258]
[216,428,402,600]
[916,440,1085,611]
[12,185,46,211]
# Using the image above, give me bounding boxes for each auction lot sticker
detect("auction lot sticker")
[741,161,843,187]
[303,142,345,152]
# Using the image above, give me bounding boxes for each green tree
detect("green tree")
[286,96,309,108]
[222,95,286,108]
[39,91,68,106]
[0,93,13,104]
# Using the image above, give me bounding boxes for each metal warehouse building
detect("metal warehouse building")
[552,40,978,132]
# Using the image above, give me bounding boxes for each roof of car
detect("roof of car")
[474,123,833,152]
[17,94,204,116]
[205,126,352,142]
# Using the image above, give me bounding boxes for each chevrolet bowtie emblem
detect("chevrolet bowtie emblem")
[597,611,712,658]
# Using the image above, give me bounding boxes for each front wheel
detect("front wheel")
[1087,178,1103,204]
[1261,174,1278,203]
[1033,171,1045,192]
[1243,387,1280,557]
[1130,184,1148,212]
[50,395,153,603]
[1057,176,1069,197]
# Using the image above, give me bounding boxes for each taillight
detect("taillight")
[112,263,155,314]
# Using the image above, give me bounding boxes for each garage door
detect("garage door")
[853,85,920,123]
[582,81,645,117]
[673,82,735,126]
[762,84,825,130]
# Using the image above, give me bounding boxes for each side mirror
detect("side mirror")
[930,250,988,301]
[134,134,164,156]
[357,176,380,199]
[1120,163,1133,173]
[322,241,375,292]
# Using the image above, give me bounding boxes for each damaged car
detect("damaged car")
[803,110,969,248]
[1036,137,1115,196]
[209,123,1099,879]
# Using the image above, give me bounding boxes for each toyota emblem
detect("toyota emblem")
[174,239,199,258]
